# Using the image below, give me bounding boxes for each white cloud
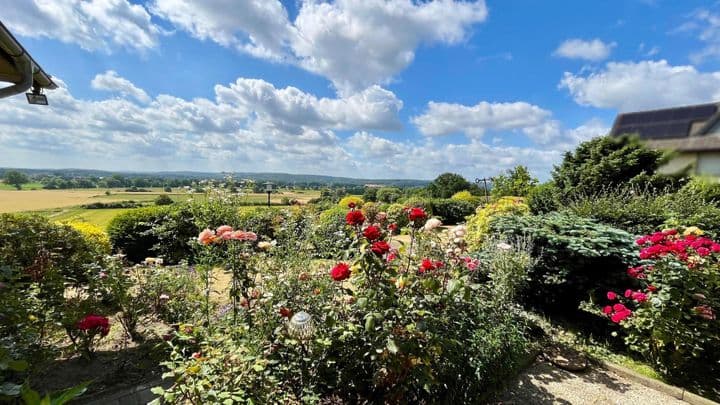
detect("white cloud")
[290,0,487,93]
[0,74,407,177]
[149,0,294,60]
[412,101,553,139]
[150,0,487,93]
[91,71,151,103]
[554,38,616,61]
[1,0,161,53]
[682,8,720,63]
[559,60,720,111]
[214,79,402,131]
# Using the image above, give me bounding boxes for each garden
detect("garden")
[1,135,719,404]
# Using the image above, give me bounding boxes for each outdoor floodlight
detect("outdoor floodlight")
[26,89,48,105]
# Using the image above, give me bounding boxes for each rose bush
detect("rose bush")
[600,228,720,380]
[154,206,531,403]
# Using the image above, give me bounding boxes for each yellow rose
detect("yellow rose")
[683,226,704,236]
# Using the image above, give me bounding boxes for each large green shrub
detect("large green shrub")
[552,135,666,198]
[108,206,173,263]
[491,165,538,198]
[490,213,636,310]
[431,199,475,225]
[527,182,560,214]
[0,214,99,283]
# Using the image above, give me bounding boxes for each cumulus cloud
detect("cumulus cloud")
[150,0,487,93]
[559,60,720,111]
[1,0,161,53]
[0,74,403,176]
[680,8,720,63]
[215,80,402,131]
[149,0,294,60]
[91,71,151,103]
[554,38,616,61]
[411,101,553,139]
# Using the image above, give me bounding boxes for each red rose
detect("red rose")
[388,223,398,233]
[624,289,632,298]
[602,306,612,314]
[279,307,293,318]
[408,207,427,222]
[370,241,391,255]
[330,262,351,281]
[606,291,617,300]
[420,258,436,273]
[363,225,381,241]
[77,314,110,336]
[348,202,356,209]
[346,210,365,226]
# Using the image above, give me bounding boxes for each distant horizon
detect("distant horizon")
[0,166,432,183]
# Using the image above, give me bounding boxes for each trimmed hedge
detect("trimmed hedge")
[0,214,100,283]
[107,206,174,263]
[432,199,475,225]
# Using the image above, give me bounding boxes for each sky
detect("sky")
[1,0,720,180]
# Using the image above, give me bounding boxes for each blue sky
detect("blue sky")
[1,0,720,180]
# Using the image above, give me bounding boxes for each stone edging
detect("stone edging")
[598,360,719,405]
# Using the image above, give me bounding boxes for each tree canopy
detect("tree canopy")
[491,165,538,197]
[427,172,471,198]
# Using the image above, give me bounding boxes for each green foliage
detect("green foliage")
[376,187,402,203]
[552,135,666,198]
[675,176,720,204]
[427,172,471,198]
[309,207,353,258]
[107,206,173,263]
[362,187,378,202]
[431,199,475,225]
[0,214,100,283]
[155,194,174,206]
[491,165,538,198]
[563,187,668,236]
[527,182,560,214]
[386,203,409,231]
[465,197,529,251]
[490,213,636,310]
[3,170,29,190]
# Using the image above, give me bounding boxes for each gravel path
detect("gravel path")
[495,360,688,405]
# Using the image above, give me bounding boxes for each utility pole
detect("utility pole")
[475,177,492,204]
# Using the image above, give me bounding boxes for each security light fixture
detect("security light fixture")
[26,87,48,105]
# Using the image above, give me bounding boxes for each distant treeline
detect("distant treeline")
[0,168,428,189]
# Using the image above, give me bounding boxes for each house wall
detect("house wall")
[658,152,697,175]
[697,152,720,176]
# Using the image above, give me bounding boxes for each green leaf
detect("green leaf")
[386,339,399,354]
[50,381,89,405]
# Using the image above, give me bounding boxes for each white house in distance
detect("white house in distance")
[609,102,720,176]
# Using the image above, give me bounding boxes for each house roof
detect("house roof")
[0,21,56,90]
[609,102,720,152]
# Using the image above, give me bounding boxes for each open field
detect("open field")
[0,188,321,228]
[0,188,320,213]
